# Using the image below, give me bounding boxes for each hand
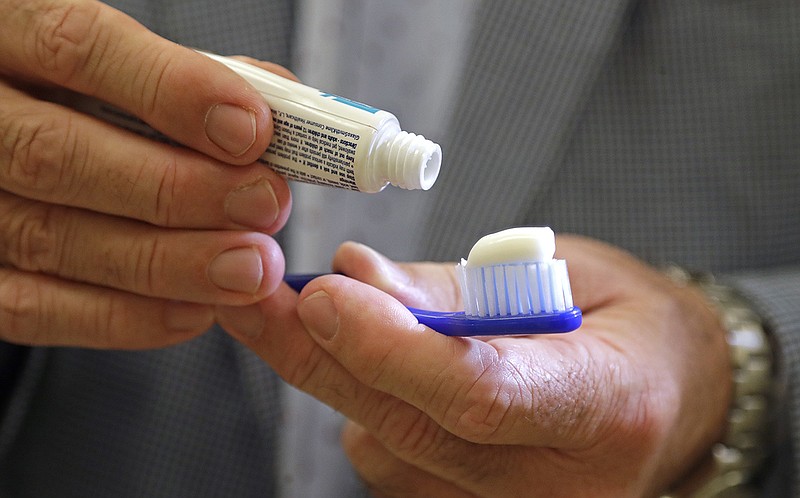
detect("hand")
[219,236,732,497]
[0,0,292,348]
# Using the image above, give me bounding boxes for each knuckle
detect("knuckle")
[287,347,352,408]
[101,154,178,227]
[4,202,66,273]
[119,235,163,296]
[88,292,126,347]
[380,407,444,460]
[2,111,83,197]
[132,47,176,118]
[0,269,126,348]
[150,156,179,226]
[31,1,105,84]
[449,361,521,443]
[0,270,47,343]
[363,346,397,386]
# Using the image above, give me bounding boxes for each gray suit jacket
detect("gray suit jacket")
[1,0,798,496]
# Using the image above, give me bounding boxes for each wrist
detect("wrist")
[661,268,773,498]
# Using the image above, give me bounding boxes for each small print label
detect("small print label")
[262,109,363,190]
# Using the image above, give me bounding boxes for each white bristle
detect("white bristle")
[456,259,574,317]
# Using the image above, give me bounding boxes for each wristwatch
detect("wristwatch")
[661,269,773,498]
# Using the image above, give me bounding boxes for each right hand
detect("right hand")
[0,0,292,348]
[221,239,731,497]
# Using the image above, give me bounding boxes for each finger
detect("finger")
[331,241,461,311]
[341,422,478,498]
[0,267,212,348]
[0,0,271,163]
[0,194,285,304]
[295,275,625,448]
[0,85,291,232]
[230,56,299,81]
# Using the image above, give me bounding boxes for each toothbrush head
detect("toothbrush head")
[457,227,574,318]
[284,227,582,337]
[411,226,581,336]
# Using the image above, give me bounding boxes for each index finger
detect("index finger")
[0,0,272,164]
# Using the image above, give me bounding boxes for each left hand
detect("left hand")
[0,0,294,348]
[217,235,731,497]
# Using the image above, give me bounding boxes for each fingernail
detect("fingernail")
[225,179,279,230]
[217,304,265,339]
[165,302,214,332]
[298,290,339,341]
[205,103,257,157]
[208,246,263,293]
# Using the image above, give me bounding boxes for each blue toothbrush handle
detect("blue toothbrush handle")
[285,274,581,336]
[285,273,322,292]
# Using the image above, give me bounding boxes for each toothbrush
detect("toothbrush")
[285,227,582,336]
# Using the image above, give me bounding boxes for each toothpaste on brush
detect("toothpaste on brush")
[286,227,582,336]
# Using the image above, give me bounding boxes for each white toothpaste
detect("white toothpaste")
[464,227,556,268]
[457,227,573,317]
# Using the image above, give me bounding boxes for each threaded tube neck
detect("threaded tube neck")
[384,131,442,190]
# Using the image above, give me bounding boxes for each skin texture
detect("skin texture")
[218,236,732,497]
[0,0,293,348]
